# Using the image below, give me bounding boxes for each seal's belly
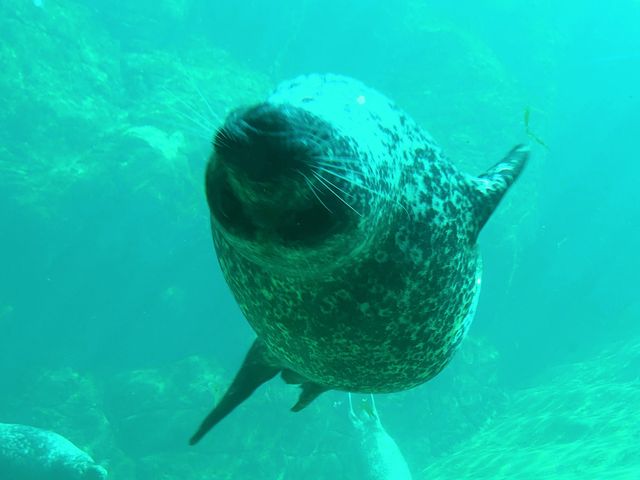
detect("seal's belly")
[218,232,481,392]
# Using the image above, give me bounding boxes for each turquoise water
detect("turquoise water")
[1,0,638,478]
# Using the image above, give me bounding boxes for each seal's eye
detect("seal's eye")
[278,204,335,245]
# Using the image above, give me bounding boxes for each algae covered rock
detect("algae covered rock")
[0,0,269,221]
[103,356,226,458]
[420,336,640,479]
[376,335,505,464]
[0,0,121,211]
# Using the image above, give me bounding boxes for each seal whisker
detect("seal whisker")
[296,170,334,214]
[311,168,357,200]
[182,125,216,142]
[175,112,216,139]
[162,87,218,129]
[213,126,236,149]
[311,170,363,217]
[312,164,376,197]
[216,124,244,146]
[312,155,362,165]
[154,116,213,142]
[187,75,223,126]
[176,96,218,129]
[311,161,367,179]
[315,165,411,218]
[311,156,363,168]
[172,74,224,127]
[313,165,370,189]
[311,156,376,183]
[166,102,218,141]
[297,132,335,151]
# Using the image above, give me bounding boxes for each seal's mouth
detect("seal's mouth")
[205,103,355,247]
[208,174,338,245]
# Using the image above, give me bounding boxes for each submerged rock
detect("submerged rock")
[421,336,640,479]
[103,356,226,457]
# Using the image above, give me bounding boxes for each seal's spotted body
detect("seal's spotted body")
[191,74,528,443]
[0,423,108,479]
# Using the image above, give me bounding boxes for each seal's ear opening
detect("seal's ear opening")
[189,340,280,445]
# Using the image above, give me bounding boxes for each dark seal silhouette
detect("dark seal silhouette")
[191,74,528,444]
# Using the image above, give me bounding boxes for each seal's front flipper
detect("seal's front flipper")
[190,339,279,445]
[470,144,530,239]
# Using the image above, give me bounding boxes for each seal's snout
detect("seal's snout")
[205,98,355,248]
[214,103,308,181]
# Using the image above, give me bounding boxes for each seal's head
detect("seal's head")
[205,98,391,273]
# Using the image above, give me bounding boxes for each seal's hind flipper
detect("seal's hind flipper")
[470,144,530,239]
[280,368,328,411]
[190,339,279,445]
[291,381,328,412]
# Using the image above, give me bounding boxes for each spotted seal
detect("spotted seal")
[0,422,108,479]
[190,74,528,444]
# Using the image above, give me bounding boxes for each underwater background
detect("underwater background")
[1,0,639,478]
